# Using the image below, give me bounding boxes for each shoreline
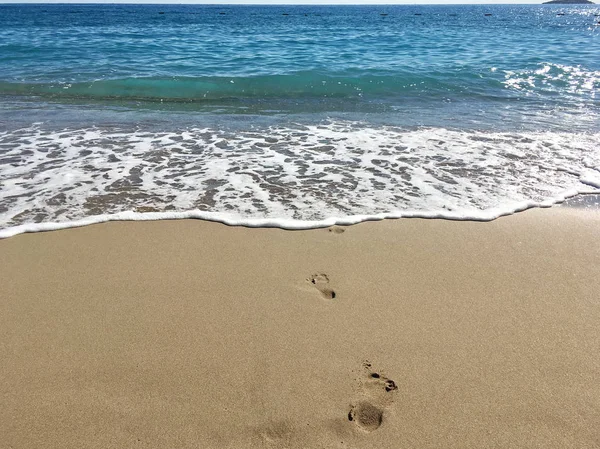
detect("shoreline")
[1,206,600,448]
[2,189,600,239]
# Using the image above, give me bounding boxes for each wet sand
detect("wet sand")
[1,207,599,448]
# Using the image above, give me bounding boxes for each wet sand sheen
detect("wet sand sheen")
[1,208,600,448]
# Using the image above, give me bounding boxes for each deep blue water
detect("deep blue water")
[0,4,599,236]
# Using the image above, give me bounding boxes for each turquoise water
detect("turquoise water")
[1,4,599,127]
[0,4,599,236]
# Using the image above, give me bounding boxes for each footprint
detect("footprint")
[308,273,336,300]
[348,401,384,432]
[348,362,398,432]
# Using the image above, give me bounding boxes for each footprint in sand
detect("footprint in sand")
[348,362,398,432]
[308,273,336,300]
[348,401,384,432]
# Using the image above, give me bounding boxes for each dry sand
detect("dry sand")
[1,207,600,448]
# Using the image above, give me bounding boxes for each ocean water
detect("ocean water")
[0,4,599,237]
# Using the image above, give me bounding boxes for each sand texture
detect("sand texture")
[1,208,600,448]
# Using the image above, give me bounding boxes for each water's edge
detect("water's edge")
[2,191,597,240]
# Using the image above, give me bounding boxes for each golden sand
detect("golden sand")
[1,208,599,448]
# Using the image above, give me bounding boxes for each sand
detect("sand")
[1,207,600,448]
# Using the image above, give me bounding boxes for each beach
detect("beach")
[1,207,599,448]
[1,3,599,447]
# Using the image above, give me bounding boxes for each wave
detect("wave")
[1,122,599,238]
[1,64,597,108]
[0,73,465,102]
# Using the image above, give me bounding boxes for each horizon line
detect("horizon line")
[0,2,573,4]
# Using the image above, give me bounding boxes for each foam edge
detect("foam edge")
[1,188,593,240]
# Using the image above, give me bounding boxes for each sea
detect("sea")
[0,3,599,237]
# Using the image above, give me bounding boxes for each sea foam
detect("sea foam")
[1,122,599,238]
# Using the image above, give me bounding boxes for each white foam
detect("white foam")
[1,122,599,239]
[0,193,580,240]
